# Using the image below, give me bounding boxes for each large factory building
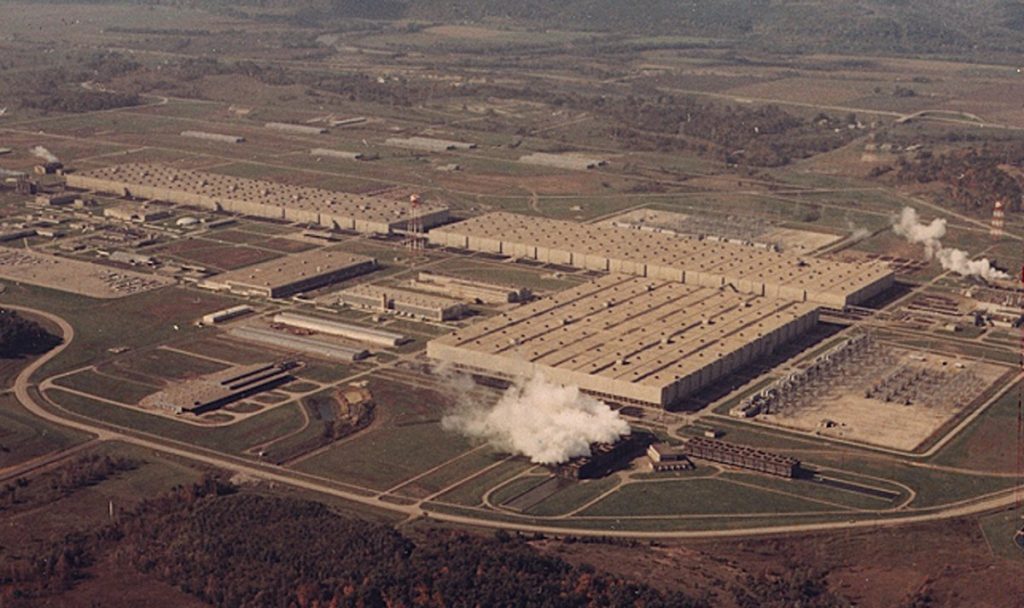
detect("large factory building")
[427,274,818,408]
[428,212,893,307]
[200,250,377,298]
[67,163,450,234]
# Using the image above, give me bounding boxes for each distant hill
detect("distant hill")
[399,0,1023,54]
[62,0,1024,57]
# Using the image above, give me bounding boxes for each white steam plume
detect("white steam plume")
[29,146,59,163]
[893,206,945,259]
[847,222,870,241]
[892,206,1009,281]
[936,248,1009,282]
[441,372,630,465]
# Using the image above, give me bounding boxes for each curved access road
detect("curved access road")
[7,304,1023,539]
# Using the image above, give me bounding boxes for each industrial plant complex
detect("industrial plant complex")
[427,274,818,407]
[66,163,450,234]
[428,212,894,307]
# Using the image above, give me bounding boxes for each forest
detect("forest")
[0,479,858,607]
[0,308,61,358]
[893,145,1024,214]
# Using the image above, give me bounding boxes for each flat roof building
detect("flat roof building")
[272,311,407,347]
[200,249,377,298]
[140,362,295,415]
[428,212,893,307]
[104,203,171,223]
[427,274,818,408]
[519,152,607,170]
[386,137,477,152]
[413,272,532,304]
[67,163,449,234]
[336,283,466,321]
[229,326,370,362]
[201,305,253,325]
[181,131,245,144]
[265,122,327,135]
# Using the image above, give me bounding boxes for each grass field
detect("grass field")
[0,283,239,379]
[45,389,305,454]
[53,369,161,404]
[525,476,621,517]
[0,393,90,470]
[392,447,508,499]
[108,347,229,380]
[0,441,205,559]
[579,478,847,517]
[292,420,472,490]
[433,459,535,507]
[930,379,1022,473]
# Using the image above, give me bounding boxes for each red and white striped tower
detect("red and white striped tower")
[991,199,1005,238]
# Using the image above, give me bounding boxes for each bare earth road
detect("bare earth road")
[7,304,1023,539]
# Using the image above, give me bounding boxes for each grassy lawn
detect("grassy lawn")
[0,441,204,553]
[0,282,240,379]
[53,369,161,404]
[579,478,848,517]
[525,476,620,517]
[929,379,1022,473]
[432,459,534,507]
[720,472,898,511]
[110,347,229,380]
[392,447,508,498]
[0,393,91,469]
[292,420,473,490]
[978,509,1024,563]
[45,389,305,455]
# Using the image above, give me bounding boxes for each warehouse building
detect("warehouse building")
[272,311,407,347]
[519,152,607,170]
[67,164,450,234]
[140,361,296,415]
[200,250,377,298]
[386,136,477,152]
[336,283,466,321]
[104,203,171,223]
[181,131,245,144]
[311,148,364,161]
[413,272,532,304]
[427,274,818,408]
[428,212,893,307]
[265,122,327,135]
[229,326,370,362]
[201,304,253,325]
[682,437,800,477]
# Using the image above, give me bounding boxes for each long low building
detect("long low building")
[414,272,532,304]
[427,274,818,408]
[428,212,893,307]
[336,283,466,321]
[140,362,295,415]
[67,163,449,234]
[272,311,407,347]
[229,326,370,362]
[200,250,377,298]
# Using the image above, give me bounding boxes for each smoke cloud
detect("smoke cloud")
[29,146,59,164]
[892,206,946,258]
[441,372,630,465]
[892,206,1009,281]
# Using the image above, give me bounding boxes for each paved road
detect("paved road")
[6,304,1023,538]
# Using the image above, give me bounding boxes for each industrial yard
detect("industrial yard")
[0,2,1022,603]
